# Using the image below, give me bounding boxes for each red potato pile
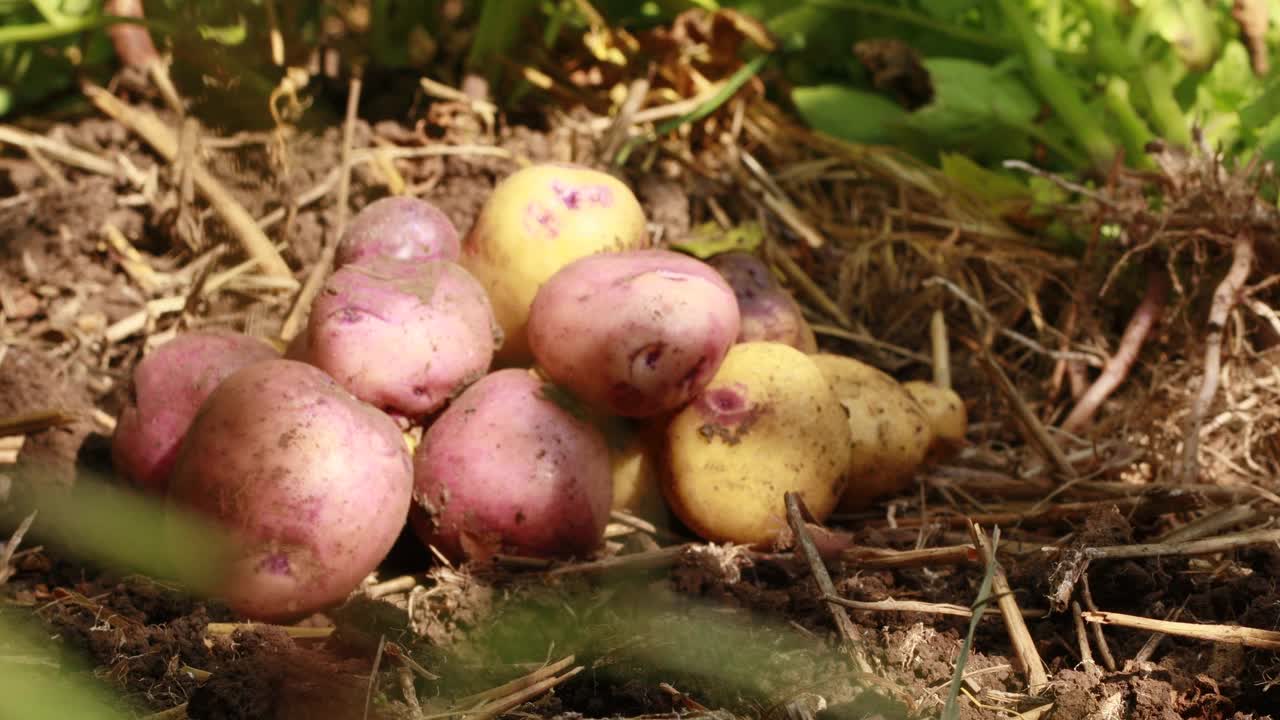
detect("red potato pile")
[110,162,966,621]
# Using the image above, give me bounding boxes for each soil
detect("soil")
[2,87,1280,720]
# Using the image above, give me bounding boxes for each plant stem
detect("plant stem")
[996,0,1118,170]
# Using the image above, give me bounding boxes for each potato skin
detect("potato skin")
[809,354,934,511]
[902,380,967,462]
[662,342,851,546]
[410,368,613,561]
[460,162,649,364]
[111,330,279,495]
[335,196,461,267]
[167,359,413,622]
[301,257,501,419]
[527,249,740,417]
[610,422,670,523]
[707,251,817,352]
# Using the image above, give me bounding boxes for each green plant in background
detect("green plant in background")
[0,0,114,116]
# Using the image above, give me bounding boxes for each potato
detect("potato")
[902,380,967,462]
[111,330,279,495]
[809,353,934,511]
[707,251,817,352]
[410,368,613,561]
[167,359,413,621]
[610,423,669,523]
[527,249,740,417]
[300,257,501,419]
[335,196,461,267]
[662,342,851,545]
[460,162,650,364]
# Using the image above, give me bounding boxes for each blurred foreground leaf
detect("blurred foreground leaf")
[14,465,235,597]
[0,614,131,720]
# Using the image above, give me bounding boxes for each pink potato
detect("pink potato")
[460,162,650,364]
[527,249,741,418]
[111,330,280,495]
[410,368,612,561]
[707,251,817,352]
[167,359,413,621]
[335,196,461,267]
[301,257,502,419]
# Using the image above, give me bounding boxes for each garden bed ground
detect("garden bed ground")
[3,54,1280,720]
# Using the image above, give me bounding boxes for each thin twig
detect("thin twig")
[0,510,37,584]
[1083,609,1280,651]
[1071,601,1097,672]
[1180,233,1254,483]
[1061,265,1168,432]
[1082,526,1280,560]
[978,349,1078,479]
[279,74,362,342]
[1131,603,1185,664]
[364,635,387,720]
[205,623,334,639]
[824,594,1046,619]
[453,655,576,709]
[1155,504,1260,544]
[785,492,873,673]
[0,125,120,176]
[1080,574,1116,671]
[0,410,79,438]
[969,522,1048,694]
[545,544,688,577]
[82,83,294,281]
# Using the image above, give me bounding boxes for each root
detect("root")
[1178,234,1254,483]
[1060,263,1168,433]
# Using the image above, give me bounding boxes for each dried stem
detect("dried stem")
[0,510,37,584]
[1071,601,1097,672]
[785,492,873,673]
[1180,234,1254,483]
[968,522,1048,694]
[279,74,363,342]
[0,125,119,176]
[1083,609,1280,651]
[978,349,1078,480]
[1061,265,1168,433]
[824,594,1046,619]
[931,309,952,389]
[82,83,294,280]
[1080,574,1116,671]
[1082,526,1280,560]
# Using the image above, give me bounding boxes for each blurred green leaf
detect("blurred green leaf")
[1191,40,1260,151]
[791,83,908,145]
[17,467,235,597]
[901,56,1038,162]
[0,615,131,720]
[197,15,247,45]
[670,220,764,258]
[939,152,1029,209]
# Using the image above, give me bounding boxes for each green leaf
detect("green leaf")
[670,220,764,258]
[899,57,1039,162]
[197,16,247,45]
[791,83,909,145]
[939,152,1029,206]
[1191,40,1260,151]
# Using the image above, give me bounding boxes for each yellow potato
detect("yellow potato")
[902,380,967,462]
[809,353,934,512]
[460,162,650,364]
[662,342,851,545]
[609,425,670,523]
